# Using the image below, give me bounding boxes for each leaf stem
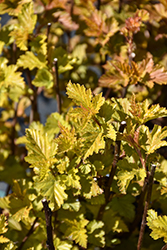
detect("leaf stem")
[137,164,156,250]
[53,58,61,114]
[17,217,39,250]
[42,198,55,250]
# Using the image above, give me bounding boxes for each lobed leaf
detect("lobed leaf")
[147,209,167,243]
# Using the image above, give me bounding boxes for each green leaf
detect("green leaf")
[56,125,77,154]
[106,123,116,141]
[54,238,73,250]
[9,2,37,50]
[17,51,46,70]
[87,220,105,247]
[30,34,47,56]
[0,60,24,89]
[111,194,135,222]
[45,112,71,136]
[8,218,22,231]
[64,219,89,248]
[32,68,53,88]
[130,96,167,124]
[146,125,167,154]
[66,81,105,117]
[25,128,58,179]
[147,209,167,243]
[0,235,10,243]
[0,214,8,234]
[35,173,68,209]
[84,131,105,159]
[51,47,77,73]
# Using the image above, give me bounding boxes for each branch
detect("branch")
[97,121,127,220]
[25,69,39,123]
[17,217,38,250]
[129,174,148,233]
[11,101,19,155]
[137,164,156,250]
[42,198,55,250]
[53,58,61,114]
[161,244,167,250]
[97,0,101,10]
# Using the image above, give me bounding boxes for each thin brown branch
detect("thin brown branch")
[97,0,101,10]
[129,175,149,233]
[25,69,39,123]
[46,22,52,44]
[137,164,156,250]
[42,198,55,250]
[53,58,61,114]
[17,217,39,250]
[11,101,19,155]
[97,121,127,220]
[161,244,167,250]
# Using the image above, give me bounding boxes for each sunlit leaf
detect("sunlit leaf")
[65,219,89,248]
[147,209,167,243]
[17,51,46,70]
[36,173,68,209]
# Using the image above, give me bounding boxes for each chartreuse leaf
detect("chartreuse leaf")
[0,214,8,234]
[66,81,105,117]
[17,51,46,70]
[130,96,167,124]
[9,2,37,50]
[83,129,105,159]
[147,209,167,242]
[0,58,24,89]
[0,0,31,15]
[117,158,146,193]
[107,123,116,141]
[64,218,89,248]
[32,68,53,88]
[54,238,73,250]
[25,128,58,179]
[30,34,47,56]
[45,112,71,136]
[4,242,17,250]
[35,173,68,209]
[146,125,167,154]
[51,47,77,73]
[87,220,105,247]
[56,124,77,154]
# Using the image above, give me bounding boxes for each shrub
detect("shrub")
[1,1,167,250]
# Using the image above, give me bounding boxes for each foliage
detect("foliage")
[1,1,167,250]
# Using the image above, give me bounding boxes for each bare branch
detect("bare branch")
[42,198,55,250]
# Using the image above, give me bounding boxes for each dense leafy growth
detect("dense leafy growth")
[1,1,167,250]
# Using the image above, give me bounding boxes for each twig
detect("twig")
[129,175,148,233]
[17,217,39,250]
[53,58,61,114]
[11,101,19,155]
[46,22,51,44]
[42,198,55,250]
[137,164,156,250]
[161,244,167,250]
[97,121,127,220]
[25,69,39,123]
[97,0,101,10]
